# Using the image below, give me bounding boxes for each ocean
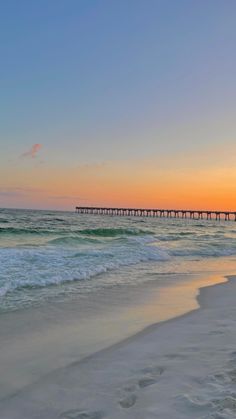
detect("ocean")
[1,207,236,313]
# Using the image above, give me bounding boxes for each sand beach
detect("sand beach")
[1,272,236,418]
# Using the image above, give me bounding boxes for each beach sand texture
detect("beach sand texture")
[1,275,236,418]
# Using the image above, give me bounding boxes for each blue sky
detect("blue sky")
[0,1,236,209]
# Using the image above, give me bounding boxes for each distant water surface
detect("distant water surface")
[1,208,236,312]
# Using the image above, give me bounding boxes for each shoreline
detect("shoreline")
[1,273,236,418]
[0,271,202,398]
[0,270,226,400]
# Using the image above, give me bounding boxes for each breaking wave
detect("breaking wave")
[0,243,169,299]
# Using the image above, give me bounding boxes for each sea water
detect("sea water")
[1,207,236,312]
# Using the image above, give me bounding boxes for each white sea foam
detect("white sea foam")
[0,242,170,302]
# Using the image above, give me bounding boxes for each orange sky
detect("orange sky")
[1,145,236,211]
[1,2,236,211]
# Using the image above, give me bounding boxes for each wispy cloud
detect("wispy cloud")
[0,187,42,198]
[0,190,24,198]
[21,144,42,159]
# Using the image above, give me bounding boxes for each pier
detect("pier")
[75,207,236,221]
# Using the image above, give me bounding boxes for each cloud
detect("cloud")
[0,187,42,198]
[0,188,27,198]
[21,144,42,158]
[0,191,23,198]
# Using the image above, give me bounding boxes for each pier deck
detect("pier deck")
[75,207,236,221]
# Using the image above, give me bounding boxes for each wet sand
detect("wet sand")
[1,273,235,418]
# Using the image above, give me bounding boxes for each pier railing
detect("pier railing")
[75,207,236,221]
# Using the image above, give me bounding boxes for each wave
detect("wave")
[46,232,158,247]
[0,227,54,235]
[77,227,154,237]
[170,245,236,258]
[0,244,169,298]
[47,236,102,245]
[157,233,193,241]
[0,226,154,238]
[0,284,10,298]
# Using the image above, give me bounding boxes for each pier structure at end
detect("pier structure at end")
[75,207,236,221]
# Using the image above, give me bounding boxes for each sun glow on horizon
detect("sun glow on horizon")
[1,2,236,211]
[1,145,236,211]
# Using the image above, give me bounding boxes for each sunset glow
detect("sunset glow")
[1,1,236,211]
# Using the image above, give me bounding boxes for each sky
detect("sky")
[0,0,236,210]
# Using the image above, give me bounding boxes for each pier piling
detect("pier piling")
[75,207,236,222]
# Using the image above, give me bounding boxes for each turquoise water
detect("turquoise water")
[1,208,236,312]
